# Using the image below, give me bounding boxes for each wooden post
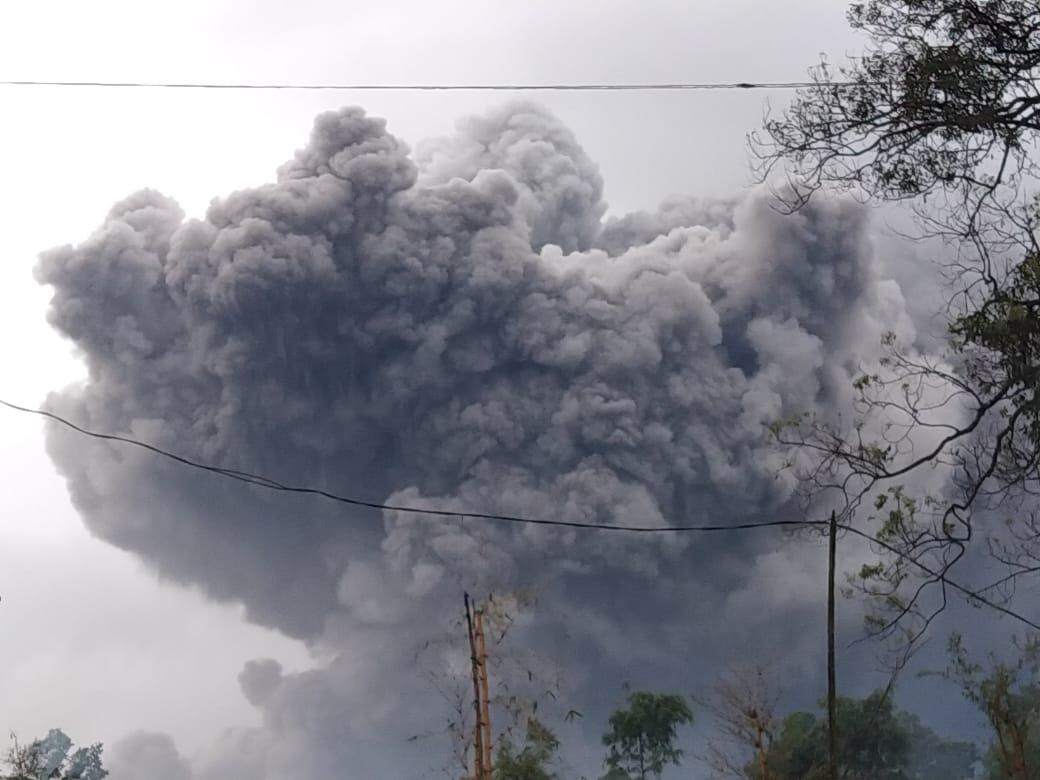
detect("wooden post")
[756,718,769,780]
[475,607,493,779]
[464,593,485,780]
[827,510,838,780]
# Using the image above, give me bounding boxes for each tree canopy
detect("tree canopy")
[944,633,1040,780]
[752,692,910,780]
[746,690,976,780]
[758,0,1040,662]
[698,665,779,780]
[3,730,107,780]
[495,718,561,780]
[755,0,1040,212]
[901,712,980,780]
[601,691,694,780]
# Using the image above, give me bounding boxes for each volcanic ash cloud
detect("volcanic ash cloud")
[36,102,918,779]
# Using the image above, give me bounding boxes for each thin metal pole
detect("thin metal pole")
[827,510,838,780]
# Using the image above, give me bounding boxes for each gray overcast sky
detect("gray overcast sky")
[0,1,922,776]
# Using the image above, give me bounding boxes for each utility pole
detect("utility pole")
[827,510,838,780]
[465,593,485,780]
[464,592,494,780]
[475,605,493,777]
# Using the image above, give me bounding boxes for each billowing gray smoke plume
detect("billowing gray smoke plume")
[38,103,920,778]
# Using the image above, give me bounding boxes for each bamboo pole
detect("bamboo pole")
[475,608,493,779]
[464,593,485,780]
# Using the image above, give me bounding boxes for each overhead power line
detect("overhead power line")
[0,399,818,534]
[0,78,849,92]
[3,397,1037,632]
[838,525,1040,633]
